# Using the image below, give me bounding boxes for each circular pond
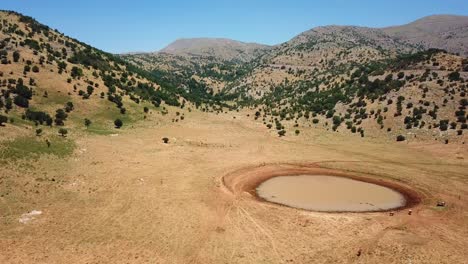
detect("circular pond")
[256,175,406,212]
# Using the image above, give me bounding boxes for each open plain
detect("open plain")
[1,110,467,264]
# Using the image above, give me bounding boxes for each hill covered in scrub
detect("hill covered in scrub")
[123,15,468,143]
[246,49,467,142]
[0,10,467,145]
[0,10,226,142]
[383,15,468,56]
[160,38,270,62]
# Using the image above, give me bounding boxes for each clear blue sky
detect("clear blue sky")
[1,0,468,53]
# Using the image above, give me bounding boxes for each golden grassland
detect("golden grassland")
[0,108,467,263]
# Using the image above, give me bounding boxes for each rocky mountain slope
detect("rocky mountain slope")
[1,10,466,143]
[383,15,468,56]
[160,38,270,62]
[248,49,467,142]
[121,15,468,142]
[122,38,270,95]
[0,11,220,138]
[227,25,420,96]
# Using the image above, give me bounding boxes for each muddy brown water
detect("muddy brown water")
[256,175,406,212]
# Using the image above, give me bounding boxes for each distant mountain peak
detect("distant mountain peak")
[159,38,271,61]
[383,14,468,56]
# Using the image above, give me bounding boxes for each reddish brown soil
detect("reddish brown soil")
[223,163,421,212]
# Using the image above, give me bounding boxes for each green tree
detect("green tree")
[87,85,94,95]
[448,71,460,82]
[14,95,29,108]
[84,118,92,128]
[4,98,12,111]
[114,119,123,128]
[58,61,67,72]
[54,109,68,126]
[65,102,74,112]
[71,66,83,78]
[0,115,8,126]
[58,128,68,137]
[13,51,20,62]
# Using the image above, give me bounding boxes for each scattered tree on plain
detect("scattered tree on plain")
[114,119,123,128]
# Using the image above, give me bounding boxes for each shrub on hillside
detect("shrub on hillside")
[13,51,20,62]
[0,115,8,126]
[55,109,68,126]
[13,95,29,108]
[58,128,68,137]
[396,135,406,142]
[114,119,123,128]
[25,109,53,125]
[87,85,94,95]
[84,118,92,128]
[448,71,460,82]
[71,66,83,78]
[65,102,74,112]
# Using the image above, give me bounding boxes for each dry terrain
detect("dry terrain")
[1,10,468,264]
[1,109,467,264]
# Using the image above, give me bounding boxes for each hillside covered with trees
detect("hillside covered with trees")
[0,10,467,144]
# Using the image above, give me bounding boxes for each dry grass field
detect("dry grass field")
[1,109,467,264]
[1,9,468,264]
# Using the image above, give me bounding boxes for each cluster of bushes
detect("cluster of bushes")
[11,78,33,108]
[25,109,53,126]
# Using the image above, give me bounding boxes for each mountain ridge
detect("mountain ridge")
[1,10,466,143]
[138,15,468,59]
[157,37,271,62]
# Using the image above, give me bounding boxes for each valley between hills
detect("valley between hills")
[0,10,467,263]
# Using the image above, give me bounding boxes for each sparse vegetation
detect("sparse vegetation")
[0,115,8,126]
[114,118,123,128]
[84,118,92,128]
[0,9,467,264]
[58,128,68,137]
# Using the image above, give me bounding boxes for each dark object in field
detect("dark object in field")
[437,201,446,207]
[46,139,51,148]
[162,137,169,144]
[114,119,123,128]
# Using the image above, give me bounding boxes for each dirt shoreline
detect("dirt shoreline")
[222,163,421,213]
